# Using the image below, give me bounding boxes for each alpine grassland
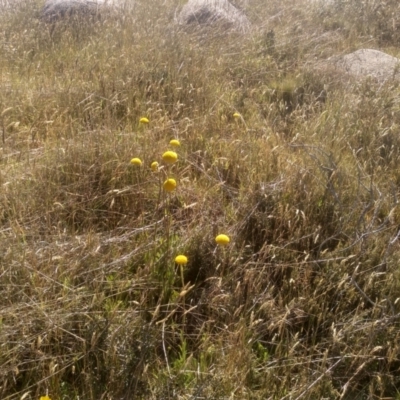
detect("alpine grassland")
[2,0,400,398]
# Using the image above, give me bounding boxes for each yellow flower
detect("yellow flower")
[233,112,241,119]
[130,157,142,166]
[139,117,149,124]
[169,139,181,147]
[150,161,159,171]
[175,255,188,265]
[215,234,230,246]
[162,151,178,165]
[163,178,177,192]
[40,396,52,400]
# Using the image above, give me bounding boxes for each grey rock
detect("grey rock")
[177,0,250,33]
[41,0,130,22]
[0,0,37,13]
[334,49,400,82]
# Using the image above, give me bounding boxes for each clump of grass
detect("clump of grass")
[2,0,400,399]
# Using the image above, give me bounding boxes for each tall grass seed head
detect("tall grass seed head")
[162,150,178,165]
[163,178,177,192]
[130,157,142,166]
[169,139,181,147]
[139,117,149,124]
[175,255,188,265]
[215,234,230,246]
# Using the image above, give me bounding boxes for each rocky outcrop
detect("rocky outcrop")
[177,0,250,33]
[41,0,129,22]
[334,49,400,82]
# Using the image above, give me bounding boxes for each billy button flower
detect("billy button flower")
[40,396,52,400]
[215,234,230,246]
[150,161,159,171]
[130,157,142,166]
[163,178,177,192]
[162,151,178,165]
[175,254,188,287]
[169,139,181,147]
[139,117,149,124]
[233,112,241,119]
[215,235,230,276]
[175,255,188,265]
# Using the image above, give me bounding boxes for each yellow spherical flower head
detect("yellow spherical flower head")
[40,396,52,400]
[175,255,188,265]
[163,178,177,192]
[169,139,181,147]
[162,151,178,165]
[130,157,142,166]
[215,234,230,246]
[233,112,241,119]
[150,161,159,171]
[139,117,149,124]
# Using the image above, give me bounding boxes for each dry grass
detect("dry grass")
[2,0,400,399]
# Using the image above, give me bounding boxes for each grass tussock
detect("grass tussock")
[2,0,400,398]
